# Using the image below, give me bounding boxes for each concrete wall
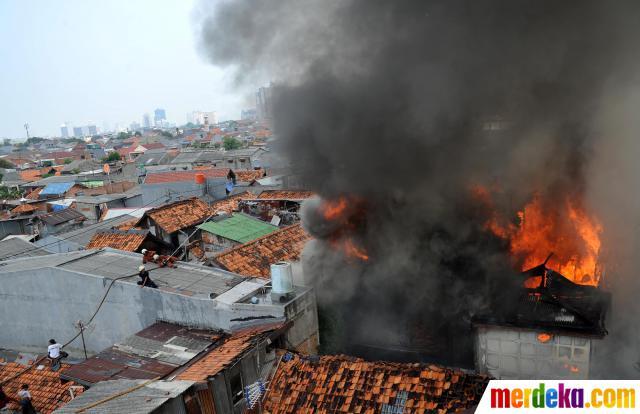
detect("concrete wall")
[0,267,288,355]
[475,325,592,379]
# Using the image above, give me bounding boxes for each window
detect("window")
[230,371,244,405]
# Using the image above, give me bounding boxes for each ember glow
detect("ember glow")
[319,196,370,262]
[477,188,603,286]
[537,333,553,343]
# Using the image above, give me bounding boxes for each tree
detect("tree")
[0,186,21,199]
[134,131,142,137]
[63,158,73,164]
[223,136,242,151]
[116,132,131,140]
[160,130,173,138]
[0,158,15,169]
[102,152,121,162]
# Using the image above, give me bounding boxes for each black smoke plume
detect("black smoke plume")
[196,0,640,375]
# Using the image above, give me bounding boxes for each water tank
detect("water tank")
[270,262,294,302]
[194,173,206,184]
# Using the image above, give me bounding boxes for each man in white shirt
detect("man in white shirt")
[47,339,61,359]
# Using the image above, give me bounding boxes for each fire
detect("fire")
[476,188,603,286]
[320,196,369,262]
[537,333,553,343]
[322,197,349,221]
[564,363,580,373]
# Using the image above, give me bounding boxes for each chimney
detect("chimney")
[270,261,295,303]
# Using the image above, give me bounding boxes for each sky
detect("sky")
[0,0,254,139]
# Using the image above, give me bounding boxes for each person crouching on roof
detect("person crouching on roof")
[141,249,156,264]
[17,385,35,414]
[137,265,158,288]
[47,339,68,371]
[154,254,176,268]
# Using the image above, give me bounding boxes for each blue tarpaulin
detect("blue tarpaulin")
[40,182,74,196]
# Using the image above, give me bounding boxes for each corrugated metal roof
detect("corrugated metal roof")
[40,208,85,225]
[0,238,51,260]
[198,213,278,243]
[40,181,74,195]
[53,379,194,414]
[61,322,221,386]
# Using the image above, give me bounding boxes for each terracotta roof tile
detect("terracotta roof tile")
[11,203,40,215]
[262,355,489,414]
[235,169,265,182]
[144,168,230,184]
[86,229,148,252]
[0,362,83,414]
[142,197,213,234]
[214,223,311,278]
[256,190,315,201]
[210,192,255,214]
[176,323,283,382]
[24,188,42,200]
[18,169,43,182]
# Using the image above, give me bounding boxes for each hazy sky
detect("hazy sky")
[0,0,253,139]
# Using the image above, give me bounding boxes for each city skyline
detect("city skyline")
[0,0,261,139]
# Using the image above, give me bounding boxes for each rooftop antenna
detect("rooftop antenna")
[24,122,30,140]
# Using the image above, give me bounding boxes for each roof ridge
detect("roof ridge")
[214,222,304,258]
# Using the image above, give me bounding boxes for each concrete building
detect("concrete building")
[0,248,319,356]
[60,124,69,138]
[189,110,217,126]
[143,112,151,129]
[74,191,142,223]
[473,266,609,379]
[87,124,97,136]
[256,84,273,122]
[154,108,167,126]
[72,126,84,138]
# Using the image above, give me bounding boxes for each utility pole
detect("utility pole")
[24,122,30,140]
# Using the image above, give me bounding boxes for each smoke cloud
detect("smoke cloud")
[197,0,640,375]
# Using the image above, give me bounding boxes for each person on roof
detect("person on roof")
[141,249,156,264]
[47,339,67,371]
[17,384,36,414]
[156,254,176,268]
[137,265,158,288]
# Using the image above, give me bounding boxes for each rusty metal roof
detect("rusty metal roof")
[60,322,223,386]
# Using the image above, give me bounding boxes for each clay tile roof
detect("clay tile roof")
[11,203,39,214]
[235,169,265,182]
[210,192,255,214]
[86,229,148,252]
[18,169,43,182]
[263,354,489,414]
[214,223,312,278]
[0,362,83,414]
[256,190,315,201]
[142,197,213,234]
[144,168,230,184]
[25,188,42,200]
[176,323,284,382]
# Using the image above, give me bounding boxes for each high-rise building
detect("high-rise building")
[154,108,167,126]
[241,109,257,121]
[189,111,217,126]
[73,126,84,138]
[87,124,97,136]
[256,84,273,121]
[60,124,69,138]
[143,113,151,129]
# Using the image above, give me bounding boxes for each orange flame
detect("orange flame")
[476,188,603,286]
[564,363,580,373]
[537,333,553,343]
[322,197,349,221]
[321,196,369,262]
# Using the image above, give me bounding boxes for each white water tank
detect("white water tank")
[271,261,294,302]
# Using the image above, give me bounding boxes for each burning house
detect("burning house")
[474,263,610,379]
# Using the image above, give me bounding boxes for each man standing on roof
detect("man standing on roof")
[137,265,158,288]
[17,384,36,414]
[141,249,156,264]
